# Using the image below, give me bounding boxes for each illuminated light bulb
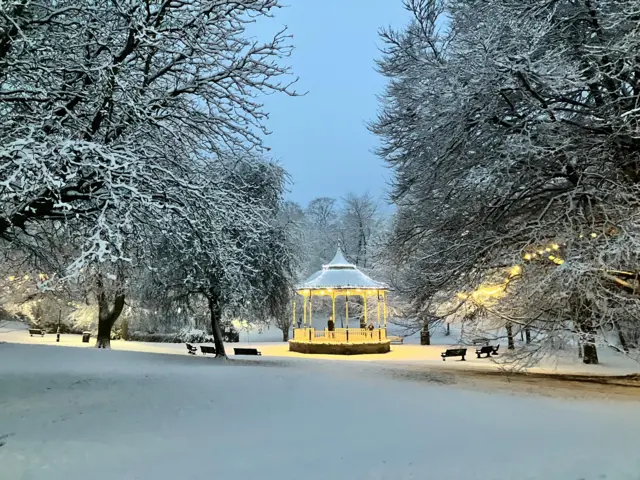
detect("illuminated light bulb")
[548,255,556,260]
[8,276,15,282]
[555,259,564,265]
[590,233,597,238]
[579,234,583,239]
[524,254,532,261]
[538,250,544,255]
[552,244,560,250]
[545,248,551,252]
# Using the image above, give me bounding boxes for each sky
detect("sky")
[254,1,410,208]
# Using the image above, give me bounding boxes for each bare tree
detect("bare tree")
[372,0,640,365]
[340,193,380,268]
[1,1,298,346]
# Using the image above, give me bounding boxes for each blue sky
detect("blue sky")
[254,1,409,207]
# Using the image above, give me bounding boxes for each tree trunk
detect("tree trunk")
[95,288,125,349]
[420,325,431,345]
[582,337,599,364]
[282,328,289,342]
[614,320,630,353]
[525,327,531,344]
[506,322,515,350]
[570,295,599,364]
[445,323,450,336]
[520,329,524,341]
[207,294,226,358]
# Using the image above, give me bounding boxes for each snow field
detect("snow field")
[1,342,640,480]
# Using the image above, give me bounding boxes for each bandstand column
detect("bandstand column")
[377,291,381,328]
[383,291,388,330]
[309,292,313,328]
[293,299,296,329]
[363,293,368,327]
[345,294,349,330]
[332,292,336,325]
[303,294,307,328]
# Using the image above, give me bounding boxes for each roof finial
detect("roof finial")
[327,244,350,268]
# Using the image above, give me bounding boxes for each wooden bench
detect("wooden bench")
[185,343,197,355]
[441,348,467,361]
[234,347,261,356]
[476,344,500,358]
[472,337,490,345]
[388,336,404,345]
[200,345,217,355]
[29,328,45,337]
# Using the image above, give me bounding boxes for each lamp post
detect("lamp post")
[56,310,61,342]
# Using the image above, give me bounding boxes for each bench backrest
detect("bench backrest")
[446,348,467,356]
[234,348,259,355]
[479,345,493,353]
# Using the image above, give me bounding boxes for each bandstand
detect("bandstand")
[289,247,391,355]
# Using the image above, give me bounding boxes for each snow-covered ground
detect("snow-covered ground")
[2,339,640,479]
[2,321,639,376]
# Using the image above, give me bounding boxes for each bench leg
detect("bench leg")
[442,357,446,361]
[461,355,466,361]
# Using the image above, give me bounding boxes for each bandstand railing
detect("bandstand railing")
[293,328,387,343]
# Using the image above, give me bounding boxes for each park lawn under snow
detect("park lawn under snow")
[2,343,640,480]
[3,321,640,377]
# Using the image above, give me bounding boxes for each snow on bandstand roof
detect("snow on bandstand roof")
[297,247,389,291]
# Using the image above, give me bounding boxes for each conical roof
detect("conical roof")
[298,247,389,291]
[326,246,351,268]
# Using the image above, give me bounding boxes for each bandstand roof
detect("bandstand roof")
[297,247,389,292]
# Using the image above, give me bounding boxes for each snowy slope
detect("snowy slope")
[1,343,640,480]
